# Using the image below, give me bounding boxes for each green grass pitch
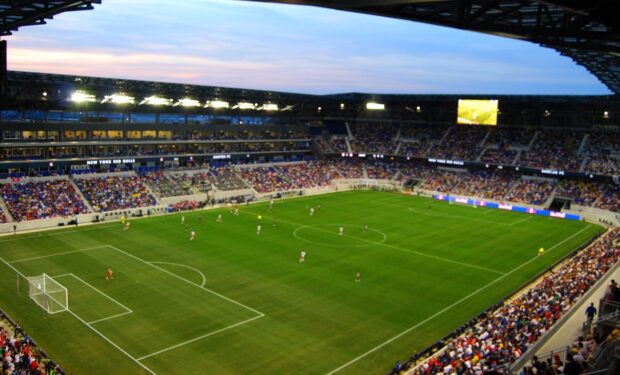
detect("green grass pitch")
[0,191,602,374]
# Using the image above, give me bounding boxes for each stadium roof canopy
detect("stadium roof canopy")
[0,1,100,36]
[244,0,620,95]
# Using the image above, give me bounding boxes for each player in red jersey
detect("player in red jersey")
[106,267,114,280]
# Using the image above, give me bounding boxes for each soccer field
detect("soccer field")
[0,191,602,374]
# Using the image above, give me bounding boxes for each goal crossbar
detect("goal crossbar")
[27,273,68,314]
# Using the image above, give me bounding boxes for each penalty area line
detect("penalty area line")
[0,257,155,375]
[327,224,593,374]
[136,314,264,361]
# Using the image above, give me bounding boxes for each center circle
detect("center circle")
[293,224,387,247]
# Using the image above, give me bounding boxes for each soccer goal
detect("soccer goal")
[27,274,68,314]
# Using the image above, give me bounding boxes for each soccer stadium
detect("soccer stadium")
[0,1,619,375]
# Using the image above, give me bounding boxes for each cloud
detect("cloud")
[4,0,611,95]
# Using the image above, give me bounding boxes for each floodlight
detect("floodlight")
[140,96,173,106]
[69,91,96,103]
[261,103,278,111]
[102,93,135,104]
[174,98,201,107]
[236,102,256,110]
[366,102,385,110]
[205,100,229,109]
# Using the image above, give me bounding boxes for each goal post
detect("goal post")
[27,274,68,314]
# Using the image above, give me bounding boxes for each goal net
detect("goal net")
[27,274,68,314]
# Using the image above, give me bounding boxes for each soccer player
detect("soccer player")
[190,230,196,241]
[123,221,130,231]
[309,207,314,216]
[181,216,185,225]
[269,199,274,212]
[339,226,344,236]
[256,224,262,235]
[105,267,114,280]
[355,271,361,283]
[364,224,368,232]
[299,250,306,263]
[538,247,545,256]
[216,214,222,223]
[120,214,126,225]
[234,208,239,216]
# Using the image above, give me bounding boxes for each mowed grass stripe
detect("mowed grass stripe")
[0,191,602,374]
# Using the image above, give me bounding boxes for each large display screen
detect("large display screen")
[457,99,499,126]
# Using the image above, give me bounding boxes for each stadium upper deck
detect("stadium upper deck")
[1,71,619,177]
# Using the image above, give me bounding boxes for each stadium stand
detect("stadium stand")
[207,166,248,191]
[168,200,205,212]
[485,127,536,147]
[329,138,349,153]
[518,129,584,171]
[140,171,194,197]
[555,180,601,207]
[74,175,158,212]
[365,161,399,180]
[427,126,488,161]
[239,161,336,193]
[479,147,519,166]
[584,154,620,175]
[408,228,620,375]
[349,122,399,154]
[0,207,7,224]
[504,179,555,206]
[0,180,89,221]
[0,313,62,375]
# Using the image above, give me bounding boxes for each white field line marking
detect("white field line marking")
[8,245,110,264]
[106,245,264,317]
[407,207,515,226]
[247,211,505,276]
[509,215,534,226]
[0,257,155,375]
[147,261,207,288]
[87,311,133,325]
[0,226,115,243]
[52,273,73,278]
[379,243,506,276]
[54,273,133,313]
[136,314,264,361]
[69,310,157,374]
[327,224,593,374]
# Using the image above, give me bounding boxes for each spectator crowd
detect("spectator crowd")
[0,180,89,222]
[1,318,62,374]
[407,228,620,375]
[75,175,157,212]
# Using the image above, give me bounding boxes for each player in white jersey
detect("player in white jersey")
[256,224,262,235]
[339,226,344,236]
[216,214,222,223]
[269,199,274,212]
[123,222,130,231]
[190,231,196,241]
[310,207,315,216]
[234,208,239,216]
[181,216,185,225]
[299,251,306,263]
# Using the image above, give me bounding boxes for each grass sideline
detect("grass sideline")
[0,191,602,374]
